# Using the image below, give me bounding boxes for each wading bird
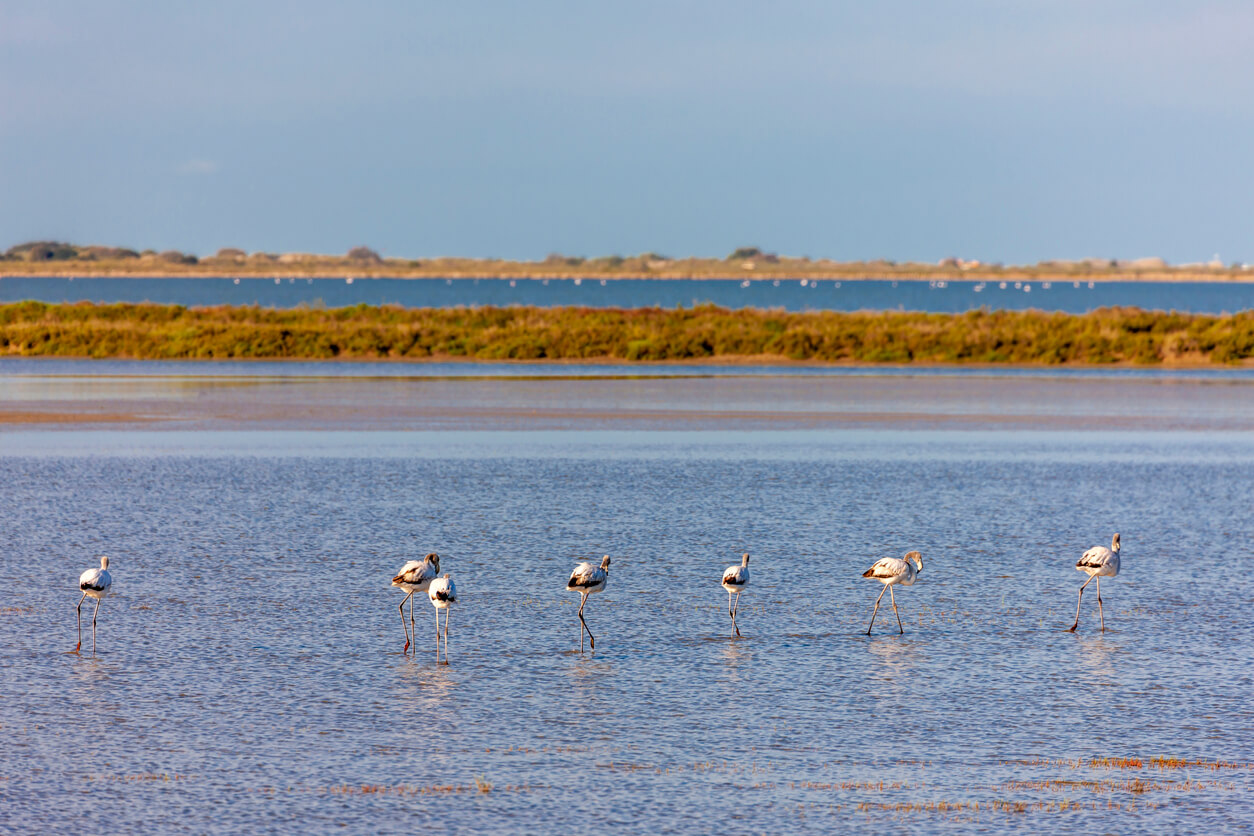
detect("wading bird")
[427,574,456,663]
[862,551,922,635]
[76,556,113,654]
[567,555,610,651]
[392,553,440,653]
[721,553,750,637]
[1068,533,1121,633]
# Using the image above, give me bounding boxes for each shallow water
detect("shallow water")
[3,275,1254,313]
[5,355,1254,381]
[4,359,1254,434]
[1,411,1252,833]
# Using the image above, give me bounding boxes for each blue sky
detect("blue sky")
[3,1,1253,263]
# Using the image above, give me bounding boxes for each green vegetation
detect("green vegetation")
[4,241,142,262]
[1,302,1251,364]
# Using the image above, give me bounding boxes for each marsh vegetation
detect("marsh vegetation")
[1,302,1252,364]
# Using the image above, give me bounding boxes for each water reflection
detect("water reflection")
[1071,633,1121,681]
[865,635,924,682]
[718,637,750,679]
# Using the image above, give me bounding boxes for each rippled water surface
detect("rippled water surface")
[2,419,1252,832]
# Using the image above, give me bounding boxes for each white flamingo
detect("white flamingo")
[567,555,610,651]
[862,551,922,635]
[1069,533,1121,632]
[392,553,440,653]
[76,556,113,654]
[427,574,456,663]
[721,553,750,637]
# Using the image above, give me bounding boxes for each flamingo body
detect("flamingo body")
[428,574,456,608]
[79,564,113,599]
[1076,537,1121,579]
[862,556,919,587]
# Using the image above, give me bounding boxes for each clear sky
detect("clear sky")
[3,1,1253,263]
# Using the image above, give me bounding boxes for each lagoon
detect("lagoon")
[3,275,1254,313]
[1,366,1251,834]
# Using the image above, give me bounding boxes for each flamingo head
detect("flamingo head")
[904,551,922,572]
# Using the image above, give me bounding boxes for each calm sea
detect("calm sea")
[2,275,1254,313]
[1,366,1251,834]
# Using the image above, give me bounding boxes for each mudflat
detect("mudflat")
[3,373,1253,431]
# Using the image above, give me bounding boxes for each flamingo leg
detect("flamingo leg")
[410,592,416,649]
[866,585,889,635]
[1096,577,1104,632]
[443,607,450,664]
[434,606,440,661]
[91,598,102,654]
[76,592,87,652]
[1068,574,1095,632]
[399,592,413,653]
[890,585,903,634]
[732,591,742,638]
[577,593,594,651]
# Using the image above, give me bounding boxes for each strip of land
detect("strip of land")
[2,241,1253,282]
[1,302,1252,365]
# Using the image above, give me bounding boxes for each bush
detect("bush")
[346,246,382,263]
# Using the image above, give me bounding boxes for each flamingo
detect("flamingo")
[1068,533,1121,632]
[427,574,456,663]
[567,555,610,651]
[76,556,113,654]
[392,553,440,653]
[721,553,750,637]
[862,551,922,635]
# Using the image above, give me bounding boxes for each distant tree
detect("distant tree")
[728,247,762,260]
[347,246,383,263]
[6,241,79,261]
[78,246,139,260]
[215,247,247,261]
[159,250,198,264]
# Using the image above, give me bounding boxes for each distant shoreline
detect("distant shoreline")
[3,242,1254,283]
[3,267,1254,283]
